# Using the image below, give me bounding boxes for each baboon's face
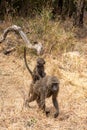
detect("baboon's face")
[51,83,58,92]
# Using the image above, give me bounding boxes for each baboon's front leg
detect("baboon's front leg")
[52,93,59,118]
[40,92,50,116]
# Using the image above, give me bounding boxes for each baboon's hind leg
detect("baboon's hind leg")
[25,94,37,107]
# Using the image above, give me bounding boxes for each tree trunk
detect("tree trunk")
[68,0,76,18]
[0,0,6,21]
[73,0,85,27]
[61,0,69,20]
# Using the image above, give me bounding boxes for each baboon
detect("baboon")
[25,75,59,118]
[24,47,46,83]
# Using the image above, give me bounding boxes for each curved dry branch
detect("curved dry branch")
[0,25,43,55]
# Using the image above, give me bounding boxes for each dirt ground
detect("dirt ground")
[0,47,87,130]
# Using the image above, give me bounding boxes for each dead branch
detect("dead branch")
[0,25,43,55]
[3,47,16,55]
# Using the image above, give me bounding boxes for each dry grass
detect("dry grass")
[0,50,87,130]
[0,15,87,129]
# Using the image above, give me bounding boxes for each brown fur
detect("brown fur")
[24,47,46,83]
[25,75,60,118]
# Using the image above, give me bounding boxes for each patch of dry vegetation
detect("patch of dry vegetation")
[0,14,87,129]
[1,9,87,56]
[0,51,87,130]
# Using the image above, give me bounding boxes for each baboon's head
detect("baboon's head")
[37,58,45,66]
[47,76,59,92]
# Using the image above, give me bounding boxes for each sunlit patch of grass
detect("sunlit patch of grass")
[24,10,76,55]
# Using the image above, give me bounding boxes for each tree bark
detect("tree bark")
[61,0,69,19]
[0,0,6,21]
[73,0,85,27]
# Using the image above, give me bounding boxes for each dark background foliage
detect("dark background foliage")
[0,0,86,27]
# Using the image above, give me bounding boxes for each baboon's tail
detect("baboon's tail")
[24,47,33,78]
